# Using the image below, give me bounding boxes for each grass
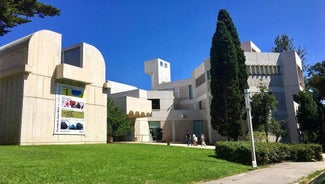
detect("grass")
[0,143,250,184]
[298,169,325,184]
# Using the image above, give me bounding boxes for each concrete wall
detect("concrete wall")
[18,30,61,145]
[0,74,24,144]
[280,51,303,143]
[112,96,151,117]
[108,81,138,94]
[0,34,34,144]
[0,30,107,145]
[241,41,261,53]
[134,117,151,142]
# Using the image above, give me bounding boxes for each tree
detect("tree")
[217,10,248,91]
[306,61,325,147]
[0,0,60,36]
[271,34,307,69]
[271,34,295,52]
[268,119,286,142]
[303,61,325,146]
[307,61,325,102]
[294,90,319,143]
[107,98,130,142]
[217,10,248,139]
[250,85,277,142]
[293,61,325,148]
[316,104,325,149]
[210,9,247,140]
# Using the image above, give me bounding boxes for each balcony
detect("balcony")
[56,63,92,84]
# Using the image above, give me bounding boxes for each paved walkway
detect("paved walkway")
[203,159,325,184]
[148,142,325,184]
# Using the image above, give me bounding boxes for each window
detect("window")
[256,65,260,74]
[251,66,255,74]
[164,63,168,68]
[149,121,162,141]
[272,66,277,74]
[199,101,203,109]
[247,65,280,75]
[160,61,163,67]
[199,100,206,109]
[266,66,270,75]
[207,70,211,79]
[195,74,206,88]
[188,85,193,99]
[63,46,82,67]
[246,66,250,74]
[297,65,304,87]
[149,99,160,109]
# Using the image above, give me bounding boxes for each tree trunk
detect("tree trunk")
[107,135,114,143]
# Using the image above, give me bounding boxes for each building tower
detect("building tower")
[144,58,171,90]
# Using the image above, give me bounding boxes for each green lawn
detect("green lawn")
[0,143,250,184]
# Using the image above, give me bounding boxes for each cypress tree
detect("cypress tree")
[210,9,246,140]
[210,20,240,140]
[217,10,248,91]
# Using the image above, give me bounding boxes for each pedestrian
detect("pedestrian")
[186,130,191,146]
[200,133,206,146]
[193,133,198,146]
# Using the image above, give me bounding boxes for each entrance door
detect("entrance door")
[193,120,203,138]
[149,121,162,141]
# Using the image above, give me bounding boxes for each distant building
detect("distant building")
[109,41,304,143]
[0,30,109,145]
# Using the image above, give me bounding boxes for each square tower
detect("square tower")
[144,58,171,90]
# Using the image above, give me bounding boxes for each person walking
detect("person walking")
[186,130,191,146]
[200,133,206,146]
[193,133,198,146]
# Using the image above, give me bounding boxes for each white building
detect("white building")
[0,30,109,145]
[109,41,304,144]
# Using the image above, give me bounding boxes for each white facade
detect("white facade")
[145,58,171,90]
[0,30,109,145]
[110,41,304,144]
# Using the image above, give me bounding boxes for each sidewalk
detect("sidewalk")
[152,142,325,184]
[202,154,325,184]
[165,142,215,149]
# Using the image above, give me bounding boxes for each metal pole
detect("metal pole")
[244,89,257,168]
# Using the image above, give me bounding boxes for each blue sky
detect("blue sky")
[1,0,324,90]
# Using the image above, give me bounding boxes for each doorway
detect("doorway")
[149,121,162,141]
[193,120,203,138]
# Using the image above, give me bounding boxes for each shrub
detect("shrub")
[289,144,323,161]
[215,141,323,165]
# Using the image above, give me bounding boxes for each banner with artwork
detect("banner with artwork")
[54,84,85,134]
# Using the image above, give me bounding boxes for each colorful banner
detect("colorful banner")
[54,84,85,134]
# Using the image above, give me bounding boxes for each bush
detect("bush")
[246,131,267,142]
[215,141,323,165]
[289,144,323,161]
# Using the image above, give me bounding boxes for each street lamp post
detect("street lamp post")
[244,89,257,168]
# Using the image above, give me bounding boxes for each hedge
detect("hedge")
[215,141,323,165]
